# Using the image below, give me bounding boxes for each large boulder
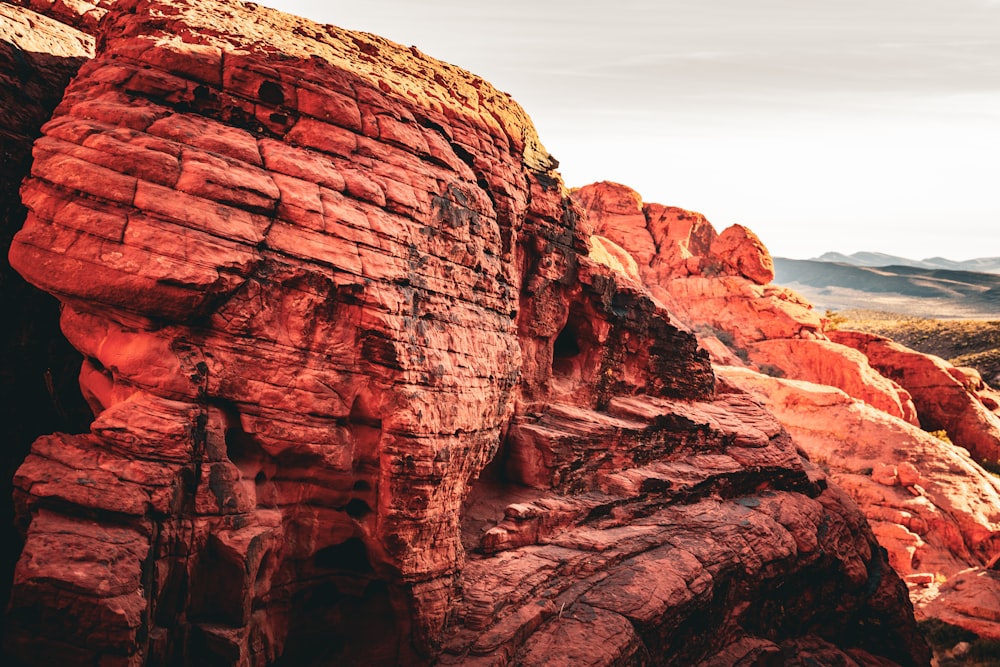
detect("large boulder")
[573,181,822,347]
[747,338,918,424]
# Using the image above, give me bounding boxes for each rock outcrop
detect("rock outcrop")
[572,180,1000,650]
[746,338,919,425]
[447,392,926,667]
[8,0,114,34]
[830,330,1000,464]
[0,0,95,616]
[2,0,931,665]
[719,367,1000,640]
[574,181,823,347]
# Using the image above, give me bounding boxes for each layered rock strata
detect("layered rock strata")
[0,0,95,615]
[4,0,930,665]
[446,393,926,666]
[573,181,824,347]
[574,181,1000,648]
[830,330,1000,464]
[720,367,1000,639]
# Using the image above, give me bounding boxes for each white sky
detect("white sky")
[259,0,1000,260]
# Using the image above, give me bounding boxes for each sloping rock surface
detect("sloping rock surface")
[4,1,929,666]
[720,367,1000,640]
[830,330,1000,463]
[572,179,1000,651]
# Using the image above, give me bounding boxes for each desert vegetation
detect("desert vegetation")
[918,618,1000,667]
[837,309,1000,387]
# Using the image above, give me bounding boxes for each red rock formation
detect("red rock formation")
[8,0,114,34]
[0,0,95,619]
[720,366,1000,639]
[575,181,821,347]
[448,393,924,665]
[831,330,1000,463]
[573,179,1000,649]
[747,338,919,424]
[3,1,931,666]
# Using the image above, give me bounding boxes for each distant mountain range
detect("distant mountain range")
[773,254,1000,318]
[812,252,1000,275]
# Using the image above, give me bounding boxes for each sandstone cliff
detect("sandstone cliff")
[2,1,937,666]
[0,0,96,618]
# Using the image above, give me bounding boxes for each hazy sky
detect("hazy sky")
[260,1,999,260]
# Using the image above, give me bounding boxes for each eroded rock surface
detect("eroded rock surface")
[573,178,1000,650]
[4,0,930,665]
[7,0,114,35]
[831,330,1000,464]
[720,367,1000,640]
[447,393,926,666]
[0,0,95,617]
[574,181,822,347]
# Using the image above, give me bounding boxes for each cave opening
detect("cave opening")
[344,498,372,520]
[314,537,373,573]
[274,537,415,666]
[275,578,411,667]
[553,323,581,361]
[550,305,598,391]
[460,439,540,554]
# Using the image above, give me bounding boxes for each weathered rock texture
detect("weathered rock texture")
[719,367,1000,640]
[830,330,1000,464]
[0,0,95,615]
[572,181,1000,647]
[574,181,823,347]
[746,338,919,425]
[8,0,114,34]
[3,0,931,665]
[448,394,926,667]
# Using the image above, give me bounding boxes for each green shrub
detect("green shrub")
[918,617,977,648]
[757,364,786,378]
[927,429,953,445]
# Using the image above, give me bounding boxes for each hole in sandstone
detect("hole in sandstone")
[225,426,262,472]
[214,399,275,502]
[257,80,284,105]
[190,535,247,626]
[551,306,595,385]
[460,439,538,553]
[275,579,412,666]
[352,480,371,492]
[553,323,581,361]
[314,538,373,573]
[344,498,371,520]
